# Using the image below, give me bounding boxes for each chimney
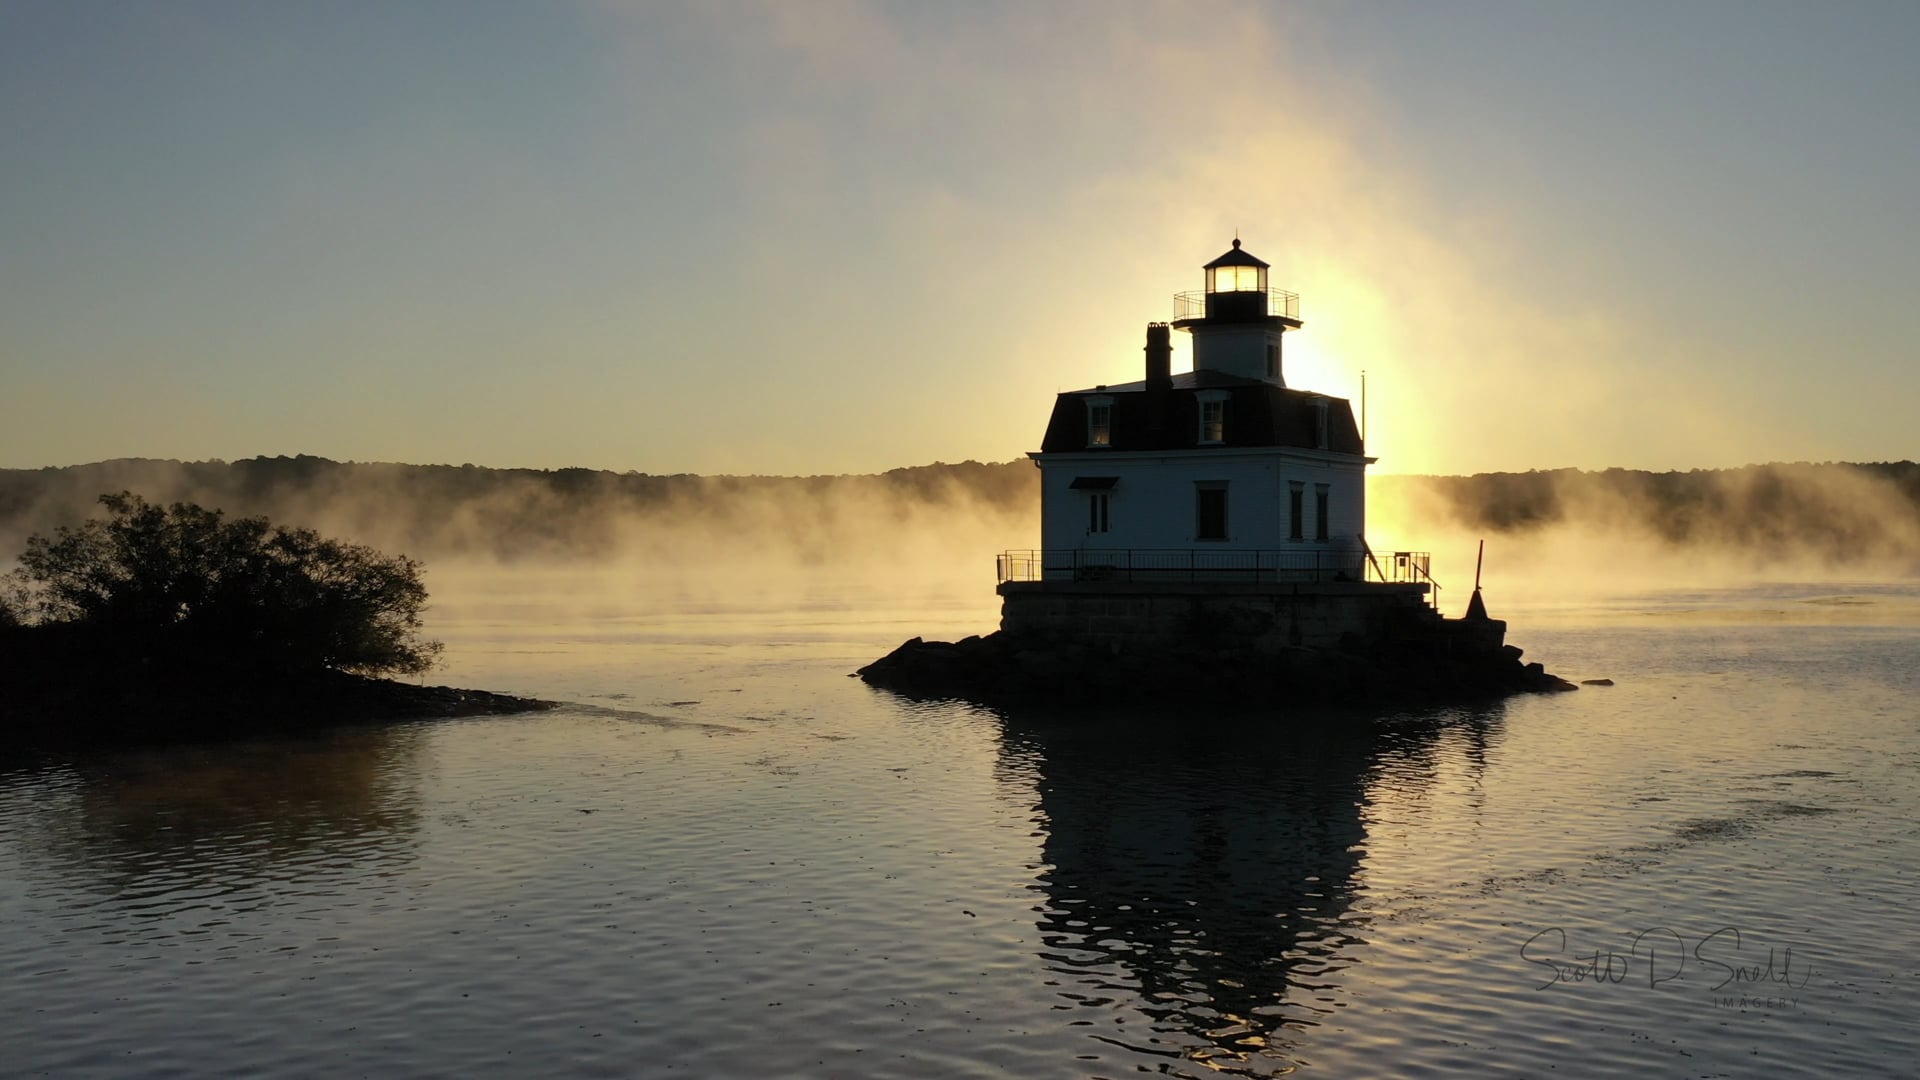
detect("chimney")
[1145,322,1172,393]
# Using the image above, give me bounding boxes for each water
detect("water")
[3,574,1919,1077]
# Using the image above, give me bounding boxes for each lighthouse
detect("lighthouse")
[1016,239,1372,582]
[859,238,1569,702]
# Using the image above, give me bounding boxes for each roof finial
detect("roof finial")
[1231,234,1241,250]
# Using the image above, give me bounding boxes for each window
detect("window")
[1196,392,1229,444]
[1288,481,1304,541]
[1265,342,1279,380]
[1315,483,1330,542]
[1196,483,1228,540]
[1200,400,1224,443]
[1086,398,1113,448]
[1070,475,1118,530]
[1313,399,1329,449]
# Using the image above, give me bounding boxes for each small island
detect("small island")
[1,493,551,746]
[857,617,1575,707]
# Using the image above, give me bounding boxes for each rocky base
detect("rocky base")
[856,630,1577,707]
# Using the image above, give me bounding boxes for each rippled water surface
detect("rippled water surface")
[4,576,1919,1077]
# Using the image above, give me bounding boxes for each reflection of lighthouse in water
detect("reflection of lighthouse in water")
[999,710,1498,1077]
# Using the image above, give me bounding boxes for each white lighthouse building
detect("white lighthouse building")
[1018,239,1371,583]
[850,237,1548,697]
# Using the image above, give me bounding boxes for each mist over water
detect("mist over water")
[1368,463,1920,614]
[0,458,1033,608]
[7,457,1920,621]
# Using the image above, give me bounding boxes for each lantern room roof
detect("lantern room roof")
[1201,238,1269,270]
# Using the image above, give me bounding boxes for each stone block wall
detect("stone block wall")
[997,581,1436,654]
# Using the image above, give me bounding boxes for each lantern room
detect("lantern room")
[1172,238,1301,385]
[1200,239,1271,323]
[1205,239,1267,293]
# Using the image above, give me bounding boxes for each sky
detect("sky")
[4,0,1917,477]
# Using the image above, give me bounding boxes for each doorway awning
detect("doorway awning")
[1069,476,1119,490]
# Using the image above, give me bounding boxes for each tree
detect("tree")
[7,493,441,677]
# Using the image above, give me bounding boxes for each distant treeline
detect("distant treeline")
[3,456,1919,566]
[0,455,1040,563]
[1373,461,1920,566]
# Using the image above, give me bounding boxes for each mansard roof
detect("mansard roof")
[1038,372,1364,455]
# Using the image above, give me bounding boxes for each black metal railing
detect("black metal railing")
[996,547,1411,585]
[1376,550,1433,585]
[1363,544,1440,609]
[1172,288,1300,321]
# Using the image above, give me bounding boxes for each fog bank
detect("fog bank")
[6,457,1917,611]
[1369,462,1920,606]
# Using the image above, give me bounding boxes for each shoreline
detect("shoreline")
[2,657,557,749]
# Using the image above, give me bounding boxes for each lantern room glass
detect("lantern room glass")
[1206,264,1265,293]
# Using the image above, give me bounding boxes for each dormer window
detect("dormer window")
[1196,390,1229,445]
[1086,396,1114,447]
[1313,399,1329,449]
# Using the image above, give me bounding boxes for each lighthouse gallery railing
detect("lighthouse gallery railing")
[1172,288,1300,321]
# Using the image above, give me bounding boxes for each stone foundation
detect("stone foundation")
[997,580,1454,653]
[853,581,1570,707]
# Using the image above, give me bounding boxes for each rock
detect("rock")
[855,628,1580,708]
[1581,678,1615,686]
